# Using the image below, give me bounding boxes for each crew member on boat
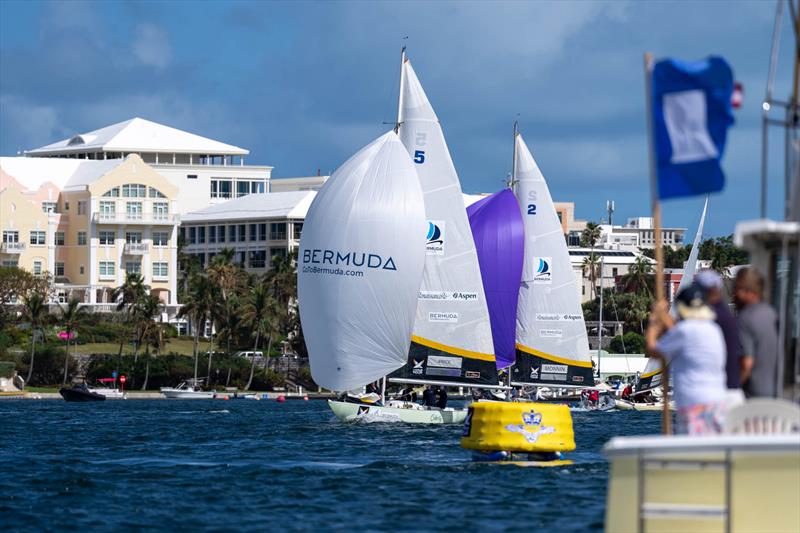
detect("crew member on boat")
[435,386,448,408]
[645,284,727,435]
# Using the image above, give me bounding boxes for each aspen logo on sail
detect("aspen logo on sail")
[426,221,445,255]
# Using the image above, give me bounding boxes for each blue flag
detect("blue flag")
[652,56,734,200]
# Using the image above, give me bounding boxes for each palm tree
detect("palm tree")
[240,282,281,390]
[136,294,163,390]
[59,298,88,387]
[22,292,47,386]
[580,222,602,299]
[212,296,242,383]
[581,254,600,301]
[208,248,246,302]
[178,274,215,382]
[623,256,654,296]
[112,272,147,374]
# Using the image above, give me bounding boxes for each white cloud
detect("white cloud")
[132,23,172,69]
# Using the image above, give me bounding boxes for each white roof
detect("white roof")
[0,156,124,193]
[182,191,316,223]
[182,190,495,225]
[26,117,248,156]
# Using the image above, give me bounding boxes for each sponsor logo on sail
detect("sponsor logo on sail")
[539,329,563,338]
[530,367,539,379]
[427,356,462,369]
[572,376,584,383]
[535,313,582,322]
[532,257,552,284]
[412,359,424,375]
[542,364,568,374]
[429,312,458,323]
[419,291,479,301]
[426,220,445,255]
[464,371,480,379]
[301,248,397,272]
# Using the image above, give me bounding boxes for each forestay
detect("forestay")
[389,55,500,388]
[511,133,595,387]
[298,131,427,392]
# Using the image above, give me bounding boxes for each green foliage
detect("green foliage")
[583,288,653,335]
[0,361,14,378]
[609,332,646,354]
[14,344,76,386]
[642,234,748,273]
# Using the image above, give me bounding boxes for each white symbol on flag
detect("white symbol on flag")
[663,89,719,164]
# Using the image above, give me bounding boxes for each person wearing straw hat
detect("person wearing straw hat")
[645,283,727,435]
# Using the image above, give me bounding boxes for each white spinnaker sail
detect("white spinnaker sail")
[637,196,709,392]
[394,55,497,384]
[511,133,594,387]
[298,131,427,392]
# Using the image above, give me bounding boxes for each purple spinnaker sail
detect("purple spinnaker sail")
[467,189,524,370]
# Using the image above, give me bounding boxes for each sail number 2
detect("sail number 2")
[414,132,427,164]
[527,204,536,215]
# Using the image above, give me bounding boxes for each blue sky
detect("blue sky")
[0,0,795,237]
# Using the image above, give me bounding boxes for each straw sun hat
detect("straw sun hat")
[675,283,716,321]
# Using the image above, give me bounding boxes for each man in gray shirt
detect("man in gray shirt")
[734,268,779,398]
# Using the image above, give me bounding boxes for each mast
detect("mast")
[396,46,407,132]
[511,121,519,189]
[598,254,604,381]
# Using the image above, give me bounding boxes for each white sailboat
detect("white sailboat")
[298,131,441,423]
[634,196,709,396]
[510,129,596,389]
[388,51,501,396]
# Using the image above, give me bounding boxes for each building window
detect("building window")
[149,187,166,198]
[122,184,146,198]
[270,223,287,240]
[211,179,232,199]
[198,226,206,244]
[218,225,226,243]
[126,232,143,244]
[188,227,196,244]
[293,223,303,240]
[582,285,585,295]
[64,201,69,211]
[236,181,249,198]
[126,202,143,220]
[237,224,246,242]
[187,174,197,180]
[78,232,87,246]
[228,225,236,242]
[249,250,267,269]
[125,261,141,274]
[153,202,169,220]
[196,253,206,267]
[249,224,257,241]
[55,232,65,246]
[612,267,618,277]
[56,262,65,276]
[29,231,46,245]
[42,201,57,213]
[152,232,168,247]
[80,265,84,275]
[235,251,246,266]
[99,231,115,245]
[270,247,287,263]
[251,181,265,194]
[33,261,42,275]
[2,260,19,268]
[99,201,116,219]
[209,226,216,244]
[102,187,120,197]
[99,261,115,278]
[77,201,87,215]
[153,262,168,278]
[3,230,19,243]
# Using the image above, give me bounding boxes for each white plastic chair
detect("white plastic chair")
[723,398,800,435]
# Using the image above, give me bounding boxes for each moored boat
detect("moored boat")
[328,399,467,424]
[88,378,126,399]
[160,379,215,399]
[60,383,106,402]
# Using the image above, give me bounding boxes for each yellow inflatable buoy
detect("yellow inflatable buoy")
[461,401,575,462]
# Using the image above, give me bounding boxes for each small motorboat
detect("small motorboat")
[160,379,215,399]
[88,378,126,399]
[60,383,106,402]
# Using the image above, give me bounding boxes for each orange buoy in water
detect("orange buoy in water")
[276,395,286,403]
[223,395,229,401]
[303,395,309,401]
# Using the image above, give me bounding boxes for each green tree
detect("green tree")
[59,298,89,386]
[621,256,654,296]
[136,294,164,390]
[240,282,281,390]
[111,272,147,372]
[580,222,602,301]
[21,292,47,386]
[582,254,600,301]
[609,331,646,354]
[178,274,216,382]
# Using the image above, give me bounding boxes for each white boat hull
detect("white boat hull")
[328,400,467,424]
[160,388,215,399]
[615,399,674,411]
[89,388,126,400]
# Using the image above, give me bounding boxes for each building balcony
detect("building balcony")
[0,242,25,254]
[124,243,149,255]
[92,212,180,225]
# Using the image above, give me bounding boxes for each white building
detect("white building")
[270,175,329,192]
[25,118,272,214]
[568,247,656,303]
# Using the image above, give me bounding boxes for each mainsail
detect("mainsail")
[467,190,524,369]
[510,132,595,387]
[635,196,709,394]
[298,131,427,392]
[389,53,500,388]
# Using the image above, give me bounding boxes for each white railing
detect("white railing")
[0,242,25,254]
[93,212,179,225]
[124,243,149,255]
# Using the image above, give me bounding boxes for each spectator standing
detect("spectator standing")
[734,268,780,398]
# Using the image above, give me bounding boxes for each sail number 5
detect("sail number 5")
[414,150,426,164]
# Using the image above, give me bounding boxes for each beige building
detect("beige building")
[1,154,179,308]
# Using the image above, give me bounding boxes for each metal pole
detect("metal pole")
[381,376,386,404]
[395,46,407,132]
[644,52,671,434]
[762,0,785,218]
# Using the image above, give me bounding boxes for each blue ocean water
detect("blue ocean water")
[0,400,659,531]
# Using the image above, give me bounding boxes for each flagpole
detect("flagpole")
[644,51,671,435]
